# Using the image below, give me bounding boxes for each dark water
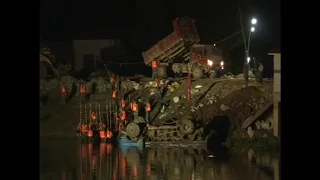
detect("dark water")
[40,139,279,180]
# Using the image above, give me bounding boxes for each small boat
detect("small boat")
[118,135,144,147]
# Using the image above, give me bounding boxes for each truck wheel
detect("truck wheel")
[192,66,204,79]
[157,65,168,79]
[126,122,141,138]
[209,71,217,78]
[180,119,195,135]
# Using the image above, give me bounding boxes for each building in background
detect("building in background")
[73,39,124,73]
[268,48,280,137]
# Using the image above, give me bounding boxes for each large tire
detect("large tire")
[157,65,168,79]
[192,66,204,79]
[126,122,141,138]
[180,119,195,135]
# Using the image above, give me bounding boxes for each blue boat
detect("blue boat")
[119,144,144,155]
[118,135,144,147]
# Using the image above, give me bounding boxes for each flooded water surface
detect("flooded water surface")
[40,139,279,180]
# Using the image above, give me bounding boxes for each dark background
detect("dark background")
[40,0,280,77]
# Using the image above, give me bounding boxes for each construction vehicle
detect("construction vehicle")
[119,92,208,145]
[74,76,216,145]
[142,17,225,79]
[40,47,60,79]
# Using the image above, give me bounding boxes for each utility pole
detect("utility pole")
[237,0,249,86]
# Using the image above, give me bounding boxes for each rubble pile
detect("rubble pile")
[234,71,255,79]
[90,77,111,94]
[121,79,140,92]
[196,84,273,130]
[200,81,244,105]
[133,78,273,129]
[40,76,114,101]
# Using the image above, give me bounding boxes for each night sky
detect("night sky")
[40,0,280,76]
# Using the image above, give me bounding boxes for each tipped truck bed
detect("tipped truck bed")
[142,17,200,66]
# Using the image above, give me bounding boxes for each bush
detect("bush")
[224,135,280,152]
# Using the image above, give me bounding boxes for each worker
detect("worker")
[151,60,158,80]
[258,62,264,83]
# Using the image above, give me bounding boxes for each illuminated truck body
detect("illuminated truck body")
[142,17,224,79]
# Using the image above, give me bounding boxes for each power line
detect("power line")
[96,59,145,65]
[98,29,243,65]
[215,30,242,45]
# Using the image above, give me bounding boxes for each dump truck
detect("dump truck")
[142,17,225,79]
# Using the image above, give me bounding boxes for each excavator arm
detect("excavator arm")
[40,54,60,80]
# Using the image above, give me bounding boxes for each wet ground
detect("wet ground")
[40,138,279,180]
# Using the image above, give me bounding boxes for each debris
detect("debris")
[168,85,176,92]
[172,82,180,88]
[191,88,200,94]
[220,104,230,111]
[261,121,271,130]
[122,80,140,91]
[173,96,180,103]
[255,121,261,130]
[161,105,166,113]
[236,73,244,79]
[247,127,254,138]
[220,72,235,79]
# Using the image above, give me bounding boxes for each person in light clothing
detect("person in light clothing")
[258,62,264,83]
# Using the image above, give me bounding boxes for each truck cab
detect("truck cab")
[189,44,224,78]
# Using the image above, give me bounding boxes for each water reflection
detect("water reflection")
[40,139,279,180]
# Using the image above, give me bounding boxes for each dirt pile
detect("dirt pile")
[195,82,273,130]
[198,81,244,105]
